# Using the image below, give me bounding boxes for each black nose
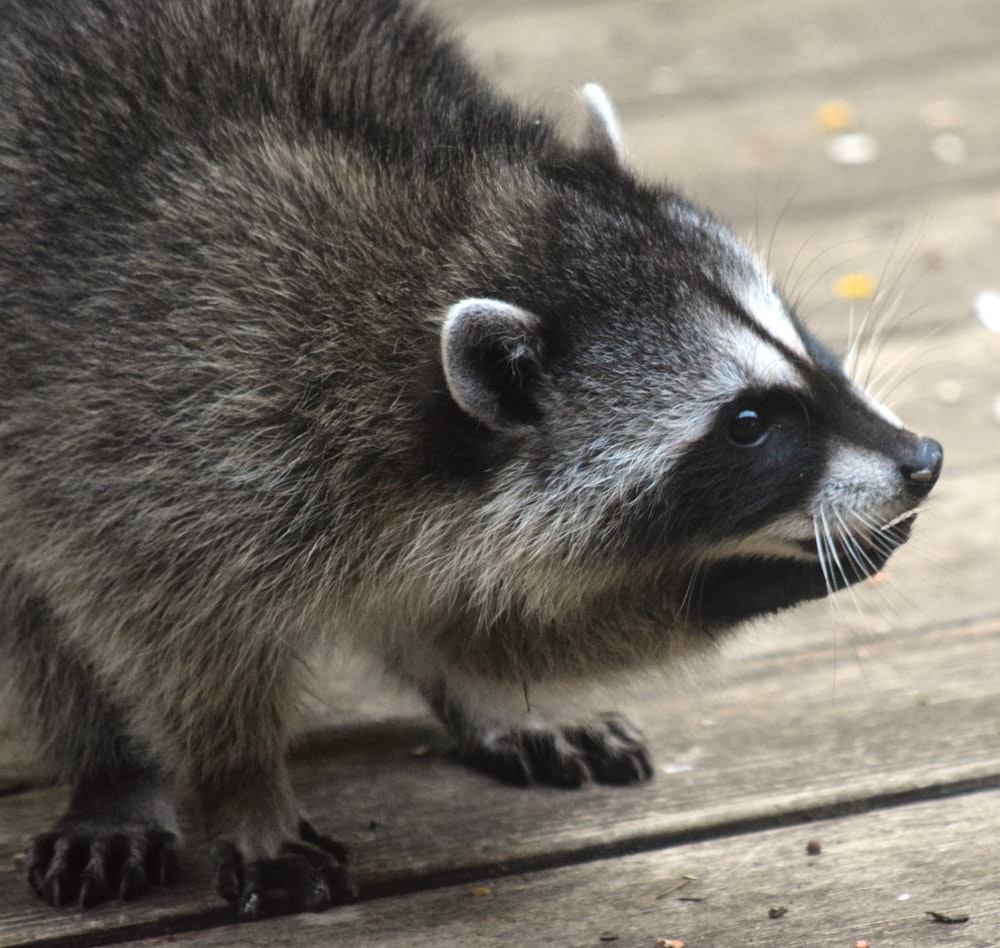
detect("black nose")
[901,436,943,494]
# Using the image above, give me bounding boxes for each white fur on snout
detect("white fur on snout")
[814,442,904,517]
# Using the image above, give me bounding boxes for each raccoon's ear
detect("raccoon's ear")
[580,83,625,166]
[441,298,544,431]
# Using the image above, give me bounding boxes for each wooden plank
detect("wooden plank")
[621,52,1000,228]
[3,609,999,944]
[442,0,1000,111]
[90,790,1000,947]
[750,191,1000,347]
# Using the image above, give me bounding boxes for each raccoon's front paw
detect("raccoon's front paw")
[27,825,180,908]
[458,712,654,788]
[212,819,354,916]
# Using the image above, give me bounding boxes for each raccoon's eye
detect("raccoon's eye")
[728,407,769,447]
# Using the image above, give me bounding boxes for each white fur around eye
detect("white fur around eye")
[716,324,805,392]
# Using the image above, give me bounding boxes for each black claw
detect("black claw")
[117,856,149,901]
[457,737,533,787]
[151,834,182,886]
[212,840,244,903]
[524,731,590,788]
[239,889,263,917]
[26,833,56,900]
[78,874,108,909]
[298,820,350,864]
[45,836,86,907]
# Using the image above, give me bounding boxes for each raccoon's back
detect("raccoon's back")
[0,0,544,346]
[0,0,512,173]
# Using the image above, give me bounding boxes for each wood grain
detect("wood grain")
[116,790,1000,948]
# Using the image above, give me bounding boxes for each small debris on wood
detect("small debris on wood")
[931,132,967,165]
[833,272,876,300]
[920,97,964,129]
[815,99,855,133]
[469,886,492,897]
[806,839,822,856]
[826,131,878,165]
[920,246,947,270]
[599,933,619,943]
[854,940,870,948]
[655,939,685,948]
[974,291,1000,332]
[935,379,963,405]
[768,906,788,919]
[926,910,970,924]
[657,876,696,899]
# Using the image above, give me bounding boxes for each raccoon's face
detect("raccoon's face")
[433,85,940,633]
[439,181,941,631]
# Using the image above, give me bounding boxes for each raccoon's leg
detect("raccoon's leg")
[0,563,181,908]
[200,753,353,916]
[421,673,653,788]
[138,627,352,916]
[39,640,349,915]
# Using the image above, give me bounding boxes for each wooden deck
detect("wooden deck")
[3,0,1000,944]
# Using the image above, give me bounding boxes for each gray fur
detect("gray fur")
[0,0,940,914]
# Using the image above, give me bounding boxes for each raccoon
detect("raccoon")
[0,0,942,916]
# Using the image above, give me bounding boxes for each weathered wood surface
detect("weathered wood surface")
[121,791,1000,948]
[2,0,999,944]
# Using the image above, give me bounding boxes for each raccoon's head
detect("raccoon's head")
[430,86,941,664]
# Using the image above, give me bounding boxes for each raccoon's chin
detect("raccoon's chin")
[807,511,917,574]
[688,513,918,627]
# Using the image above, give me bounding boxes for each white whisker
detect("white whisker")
[812,514,836,599]
[819,506,854,595]
[834,509,880,580]
[863,314,957,405]
[678,562,702,625]
[879,506,924,531]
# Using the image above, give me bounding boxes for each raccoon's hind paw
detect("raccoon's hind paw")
[457,712,655,789]
[27,826,180,908]
[213,819,354,917]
